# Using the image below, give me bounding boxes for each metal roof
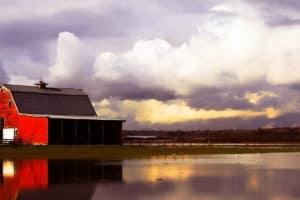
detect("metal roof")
[1,83,97,116]
[2,83,85,95]
[21,114,125,121]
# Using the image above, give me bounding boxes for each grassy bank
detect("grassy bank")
[1,145,300,160]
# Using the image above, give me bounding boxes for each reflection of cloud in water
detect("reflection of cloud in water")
[93,166,300,200]
[91,153,300,200]
[257,153,300,169]
[122,154,262,183]
[124,164,194,182]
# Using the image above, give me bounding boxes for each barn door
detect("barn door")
[0,118,3,128]
[0,118,4,139]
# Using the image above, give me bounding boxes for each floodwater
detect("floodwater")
[1,153,300,200]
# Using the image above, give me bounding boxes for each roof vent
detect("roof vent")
[34,80,48,89]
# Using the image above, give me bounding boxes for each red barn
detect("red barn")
[0,81,124,145]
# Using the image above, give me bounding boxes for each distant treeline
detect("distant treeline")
[123,127,300,144]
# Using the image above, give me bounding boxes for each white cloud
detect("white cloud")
[47,32,94,85]
[93,11,300,95]
[35,2,300,103]
[1,1,299,129]
[45,1,300,101]
[5,1,300,95]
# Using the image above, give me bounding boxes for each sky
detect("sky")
[0,0,300,130]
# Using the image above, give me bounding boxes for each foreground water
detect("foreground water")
[1,153,300,200]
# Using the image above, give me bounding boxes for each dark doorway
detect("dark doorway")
[0,118,4,140]
[0,160,3,185]
[48,118,123,145]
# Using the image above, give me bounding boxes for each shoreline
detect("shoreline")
[123,142,300,146]
[1,144,300,160]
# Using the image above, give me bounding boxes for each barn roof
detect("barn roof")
[3,84,86,95]
[21,114,125,121]
[1,83,97,116]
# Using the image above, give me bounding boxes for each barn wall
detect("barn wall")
[18,116,48,145]
[0,87,19,128]
[0,86,48,144]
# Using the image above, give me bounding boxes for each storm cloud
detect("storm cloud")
[0,60,9,83]
[1,0,300,129]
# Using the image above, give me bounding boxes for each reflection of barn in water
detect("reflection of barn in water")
[0,160,123,200]
[0,160,48,200]
[0,82,125,145]
[48,160,123,184]
[0,161,2,185]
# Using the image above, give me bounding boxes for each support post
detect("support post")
[87,121,91,144]
[74,120,77,144]
[101,121,104,145]
[60,119,64,144]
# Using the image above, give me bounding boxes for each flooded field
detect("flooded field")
[1,153,300,199]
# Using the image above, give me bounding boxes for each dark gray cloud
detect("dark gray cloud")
[124,113,300,130]
[0,60,9,83]
[88,80,177,101]
[186,80,283,110]
[0,7,135,47]
[153,0,219,13]
[0,0,214,48]
[1,0,300,130]
[288,82,300,91]
[0,0,223,61]
[249,0,300,26]
[256,0,300,11]
[50,77,177,102]
[1,0,300,50]
[187,86,253,110]
[267,17,300,26]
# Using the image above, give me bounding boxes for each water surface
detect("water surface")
[1,153,300,199]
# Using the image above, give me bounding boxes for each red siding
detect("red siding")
[18,116,48,144]
[0,87,48,144]
[0,87,19,128]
